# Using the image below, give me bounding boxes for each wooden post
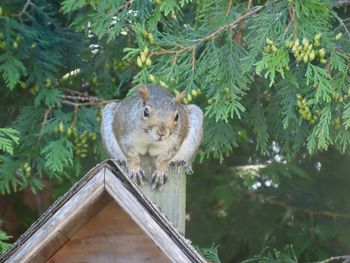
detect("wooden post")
[139,156,186,233]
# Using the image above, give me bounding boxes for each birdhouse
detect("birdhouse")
[0,161,205,263]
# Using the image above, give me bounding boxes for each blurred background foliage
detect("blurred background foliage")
[0,0,350,262]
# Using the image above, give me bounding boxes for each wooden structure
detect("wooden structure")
[139,156,186,232]
[0,160,205,263]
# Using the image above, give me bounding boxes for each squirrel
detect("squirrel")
[101,84,203,190]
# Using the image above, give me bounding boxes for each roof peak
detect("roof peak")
[0,160,205,263]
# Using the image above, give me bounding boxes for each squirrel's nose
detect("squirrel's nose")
[157,125,168,136]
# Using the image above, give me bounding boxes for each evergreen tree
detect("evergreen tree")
[0,0,350,262]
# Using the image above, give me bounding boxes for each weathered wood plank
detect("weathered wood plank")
[28,231,68,263]
[58,191,112,239]
[47,201,170,263]
[6,168,106,263]
[105,169,193,263]
[139,156,186,233]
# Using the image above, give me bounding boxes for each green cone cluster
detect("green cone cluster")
[207,87,231,105]
[73,131,95,158]
[147,74,170,89]
[147,73,201,104]
[286,34,327,64]
[296,94,320,124]
[0,33,22,50]
[136,47,152,68]
[332,89,350,103]
[104,59,128,72]
[143,31,155,44]
[21,162,32,177]
[331,117,342,130]
[55,122,97,158]
[183,88,201,104]
[263,38,278,54]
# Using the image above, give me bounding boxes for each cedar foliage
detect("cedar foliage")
[0,0,350,262]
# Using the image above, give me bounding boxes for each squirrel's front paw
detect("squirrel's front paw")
[169,160,187,167]
[169,160,192,174]
[127,163,145,185]
[151,170,169,191]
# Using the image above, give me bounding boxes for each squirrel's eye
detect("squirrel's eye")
[174,113,179,122]
[144,108,149,118]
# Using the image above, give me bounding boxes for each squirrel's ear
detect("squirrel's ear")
[139,85,150,105]
[174,91,186,104]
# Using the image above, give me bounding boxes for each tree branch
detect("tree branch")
[191,47,196,70]
[15,0,33,19]
[150,4,267,57]
[248,0,253,9]
[248,191,350,219]
[284,5,296,36]
[231,164,266,172]
[33,109,52,152]
[315,255,350,263]
[334,13,350,39]
[225,0,233,17]
[59,89,120,107]
[116,0,132,12]
[335,0,350,7]
[60,94,101,103]
[61,99,119,107]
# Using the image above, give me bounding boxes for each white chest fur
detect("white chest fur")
[128,130,177,157]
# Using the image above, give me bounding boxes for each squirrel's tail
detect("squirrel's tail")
[101,102,127,162]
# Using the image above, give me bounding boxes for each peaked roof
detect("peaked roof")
[0,160,205,263]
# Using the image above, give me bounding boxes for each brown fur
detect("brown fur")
[101,84,203,190]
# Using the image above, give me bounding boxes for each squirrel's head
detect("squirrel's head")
[138,85,185,142]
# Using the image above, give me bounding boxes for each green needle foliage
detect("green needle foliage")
[0,228,11,253]
[199,244,221,263]
[0,0,348,191]
[241,246,298,263]
[0,128,20,155]
[0,0,349,261]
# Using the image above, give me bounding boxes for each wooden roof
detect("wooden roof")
[0,160,205,263]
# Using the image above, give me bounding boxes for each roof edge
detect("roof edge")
[1,160,205,263]
[0,161,108,262]
[105,160,205,263]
